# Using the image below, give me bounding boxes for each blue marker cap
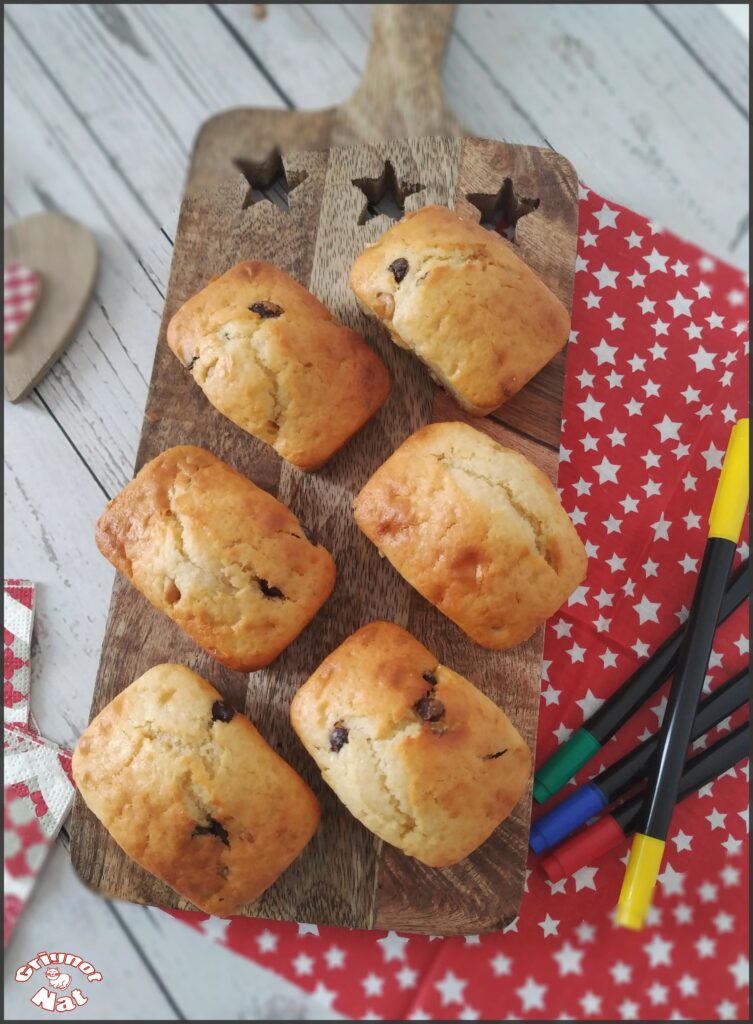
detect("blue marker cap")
[529,782,609,854]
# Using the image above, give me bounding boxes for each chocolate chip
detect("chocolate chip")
[415,696,445,722]
[192,817,230,846]
[483,748,508,760]
[256,577,285,599]
[422,671,437,686]
[211,700,235,724]
[388,257,409,283]
[249,301,283,318]
[329,724,349,752]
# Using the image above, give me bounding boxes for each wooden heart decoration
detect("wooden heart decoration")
[4,212,98,403]
[4,263,41,350]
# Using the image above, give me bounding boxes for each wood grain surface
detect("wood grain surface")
[4,212,98,402]
[70,134,577,933]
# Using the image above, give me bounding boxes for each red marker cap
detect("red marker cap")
[540,814,627,881]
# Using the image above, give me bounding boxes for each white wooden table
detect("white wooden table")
[4,4,748,1019]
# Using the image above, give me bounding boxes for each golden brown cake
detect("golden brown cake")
[95,445,336,670]
[167,260,391,470]
[290,621,531,866]
[353,422,587,649]
[349,204,569,415]
[73,664,320,915]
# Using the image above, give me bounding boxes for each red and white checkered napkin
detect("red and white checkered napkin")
[4,263,41,350]
[3,581,75,945]
[168,187,749,1021]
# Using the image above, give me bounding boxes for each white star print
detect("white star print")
[628,269,646,287]
[538,913,559,937]
[516,977,547,1011]
[198,917,231,942]
[738,806,748,831]
[643,558,659,576]
[546,878,568,895]
[293,953,314,975]
[324,945,346,969]
[298,922,320,937]
[575,255,589,273]
[701,442,724,469]
[580,992,602,1016]
[256,929,278,953]
[595,589,614,607]
[580,229,597,247]
[553,618,573,638]
[619,999,640,1019]
[643,480,661,497]
[569,585,590,606]
[706,311,724,328]
[717,1000,738,1020]
[651,696,667,724]
[644,247,669,273]
[623,577,636,596]
[648,341,667,359]
[459,1007,479,1020]
[606,312,625,330]
[652,318,670,336]
[714,911,734,934]
[606,553,626,572]
[720,865,740,887]
[594,203,619,229]
[673,441,690,458]
[671,258,688,275]
[605,369,624,388]
[676,975,698,999]
[576,690,605,719]
[642,378,661,398]
[625,397,644,416]
[698,881,719,902]
[608,427,627,446]
[722,402,738,422]
[603,514,622,534]
[573,866,599,892]
[541,685,561,706]
[651,514,672,540]
[695,935,716,958]
[593,264,619,289]
[610,961,632,984]
[733,634,749,656]
[584,291,601,309]
[696,403,713,419]
[592,338,618,364]
[491,953,512,976]
[647,982,668,1005]
[577,368,595,387]
[575,922,596,943]
[642,449,661,468]
[673,903,693,924]
[312,982,337,1011]
[658,863,685,896]
[578,395,605,421]
[568,642,586,664]
[435,971,466,1006]
[632,639,651,659]
[682,472,697,491]
[553,941,583,976]
[377,931,408,962]
[727,287,745,305]
[600,648,618,668]
[625,231,643,248]
[620,494,639,513]
[678,553,698,573]
[634,594,661,624]
[654,415,682,442]
[672,830,693,852]
[674,605,689,623]
[681,385,700,403]
[595,615,611,632]
[628,354,647,373]
[582,432,600,451]
[690,346,716,371]
[694,280,711,298]
[570,507,587,526]
[728,955,749,989]
[594,456,620,484]
[666,291,694,318]
[722,835,743,856]
[362,972,384,997]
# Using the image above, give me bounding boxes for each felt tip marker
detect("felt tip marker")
[532,557,749,804]
[541,721,750,882]
[530,667,749,853]
[617,419,749,931]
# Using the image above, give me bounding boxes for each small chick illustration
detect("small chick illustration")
[45,967,72,991]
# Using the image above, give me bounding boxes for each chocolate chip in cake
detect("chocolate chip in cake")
[249,301,283,318]
[192,817,230,847]
[422,671,437,686]
[329,724,349,752]
[211,700,235,724]
[256,577,285,599]
[482,748,508,760]
[415,696,445,722]
[388,257,409,283]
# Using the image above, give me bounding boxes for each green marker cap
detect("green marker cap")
[533,728,602,804]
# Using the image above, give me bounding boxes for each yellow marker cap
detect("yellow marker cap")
[615,833,665,931]
[709,419,750,542]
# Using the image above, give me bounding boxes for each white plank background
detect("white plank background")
[3,4,748,1019]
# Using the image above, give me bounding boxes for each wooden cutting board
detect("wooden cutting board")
[70,134,577,934]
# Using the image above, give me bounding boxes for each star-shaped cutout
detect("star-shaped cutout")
[234,149,308,212]
[584,291,602,308]
[666,291,694,318]
[690,346,716,372]
[578,395,605,421]
[573,866,599,892]
[684,321,703,339]
[600,650,618,670]
[672,830,693,852]
[634,594,661,624]
[592,338,618,364]
[594,456,620,484]
[609,427,627,447]
[655,415,682,442]
[628,269,646,287]
[538,913,560,937]
[594,203,619,229]
[701,442,724,470]
[651,514,672,540]
[467,177,539,238]
[681,385,700,403]
[706,311,724,329]
[678,553,699,573]
[352,159,425,224]
[606,312,625,330]
[625,231,643,248]
[605,370,623,388]
[643,247,670,273]
[592,263,619,289]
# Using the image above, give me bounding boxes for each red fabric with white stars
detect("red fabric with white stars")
[168,187,750,1022]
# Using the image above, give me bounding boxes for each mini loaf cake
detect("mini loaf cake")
[290,621,532,866]
[167,260,391,470]
[354,422,587,649]
[95,445,335,671]
[73,664,320,915]
[349,204,570,415]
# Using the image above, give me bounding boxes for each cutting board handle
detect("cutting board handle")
[334,4,459,143]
